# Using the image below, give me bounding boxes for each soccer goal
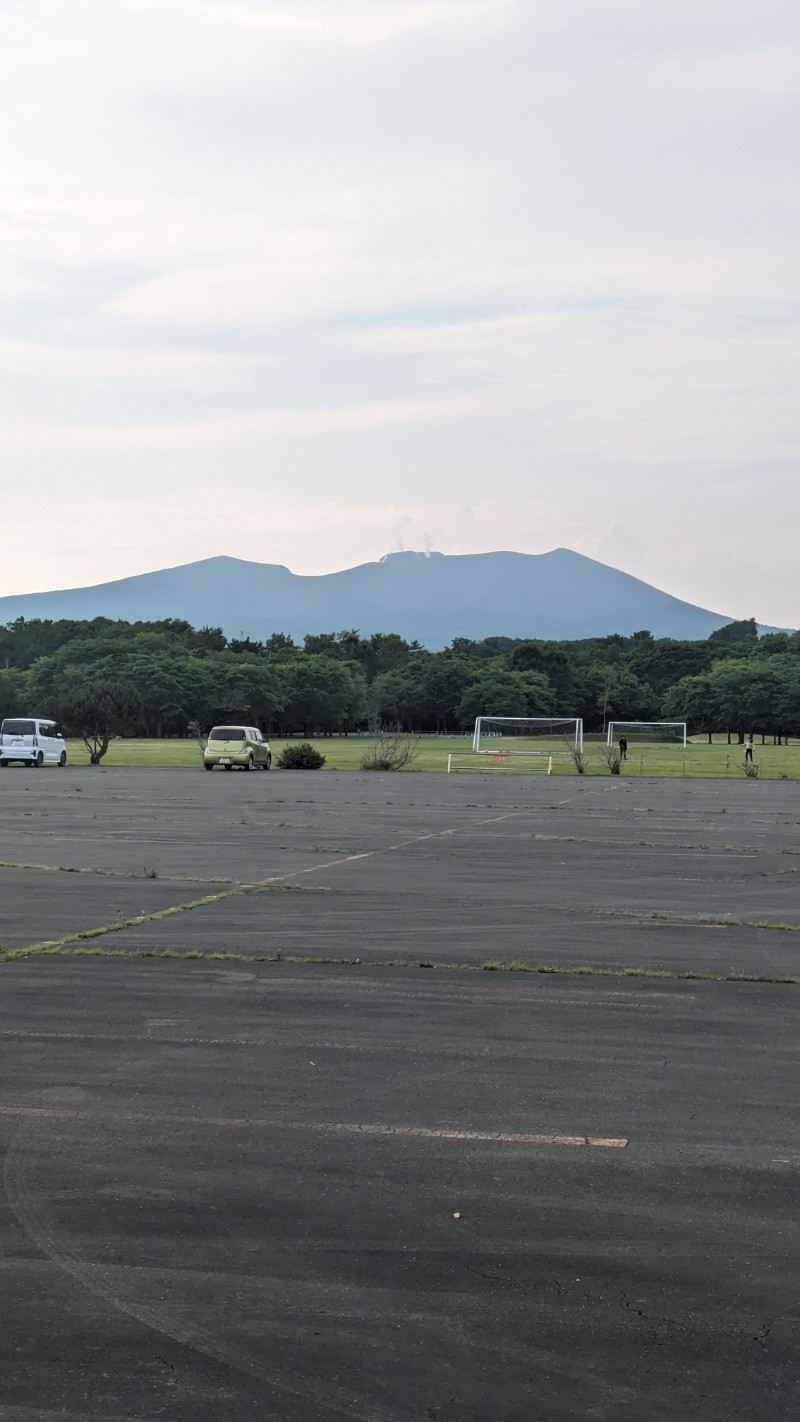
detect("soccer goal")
[472,716,583,754]
[606,721,687,748]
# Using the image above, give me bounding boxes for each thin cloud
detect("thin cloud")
[195,0,507,43]
[0,0,798,624]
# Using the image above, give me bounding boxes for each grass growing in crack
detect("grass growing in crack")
[1,927,798,989]
[531,834,757,855]
[581,906,786,931]
[0,859,234,884]
[300,844,352,855]
[726,971,800,983]
[7,946,799,987]
[0,886,242,961]
[251,882,335,895]
[2,942,63,960]
[7,898,800,967]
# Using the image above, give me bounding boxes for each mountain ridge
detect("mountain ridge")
[0,549,758,645]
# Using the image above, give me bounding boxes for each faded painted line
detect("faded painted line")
[0,1104,627,1148]
[315,1122,628,1148]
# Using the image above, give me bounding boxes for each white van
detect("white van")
[0,717,67,768]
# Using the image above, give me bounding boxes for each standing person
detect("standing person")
[618,735,628,762]
[744,736,754,762]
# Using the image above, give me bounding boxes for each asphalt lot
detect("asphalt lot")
[1,768,799,1419]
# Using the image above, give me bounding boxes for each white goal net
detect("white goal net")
[472,716,583,754]
[607,721,687,747]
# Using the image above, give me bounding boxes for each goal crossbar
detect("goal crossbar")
[607,720,687,747]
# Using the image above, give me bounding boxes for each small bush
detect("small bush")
[187,719,207,760]
[563,735,586,773]
[741,760,760,779]
[360,727,418,771]
[603,747,621,775]
[277,742,326,770]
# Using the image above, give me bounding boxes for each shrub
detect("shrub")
[187,719,207,760]
[563,735,586,774]
[277,742,326,770]
[603,747,621,775]
[360,727,418,771]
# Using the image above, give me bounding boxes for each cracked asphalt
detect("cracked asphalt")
[1,767,799,1419]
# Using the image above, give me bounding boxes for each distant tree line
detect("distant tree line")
[0,613,799,744]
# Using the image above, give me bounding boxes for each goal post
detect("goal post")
[607,720,687,748]
[472,716,583,753]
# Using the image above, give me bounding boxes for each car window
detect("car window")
[38,723,57,738]
[1,719,36,737]
[208,727,245,741]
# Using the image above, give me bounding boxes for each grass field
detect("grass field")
[58,733,800,779]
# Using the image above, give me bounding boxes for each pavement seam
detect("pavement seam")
[9,947,800,985]
[0,859,236,884]
[531,834,760,855]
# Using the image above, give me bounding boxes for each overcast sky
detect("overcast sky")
[2,0,798,623]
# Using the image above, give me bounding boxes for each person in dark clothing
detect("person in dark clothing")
[618,735,628,761]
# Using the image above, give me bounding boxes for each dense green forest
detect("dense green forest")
[1,614,799,743]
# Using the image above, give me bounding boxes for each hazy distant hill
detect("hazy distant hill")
[0,549,739,645]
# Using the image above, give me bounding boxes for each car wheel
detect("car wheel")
[224,763,232,771]
[31,753,43,768]
[244,755,254,771]
[262,754,271,770]
[0,760,7,768]
[58,751,67,767]
[204,763,214,771]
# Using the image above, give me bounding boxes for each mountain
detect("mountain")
[0,549,744,646]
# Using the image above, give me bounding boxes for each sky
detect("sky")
[1,0,798,624]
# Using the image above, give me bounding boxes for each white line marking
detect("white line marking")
[0,1105,627,1148]
[317,1122,628,1148]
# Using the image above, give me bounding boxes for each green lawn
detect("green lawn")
[62,734,800,780]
